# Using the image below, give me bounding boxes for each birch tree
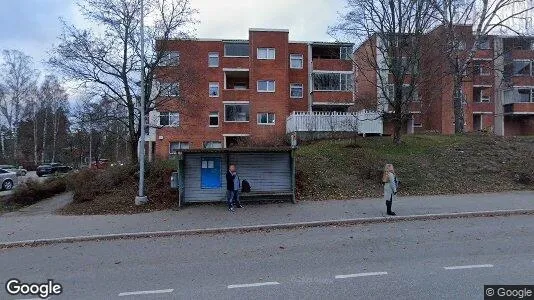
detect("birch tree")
[0,50,37,160]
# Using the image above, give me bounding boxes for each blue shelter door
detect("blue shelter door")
[201,157,221,189]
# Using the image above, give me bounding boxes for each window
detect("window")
[340,46,352,60]
[312,73,353,91]
[473,61,491,76]
[518,89,533,102]
[224,43,249,57]
[531,41,534,51]
[209,112,219,127]
[474,87,491,102]
[478,37,490,50]
[203,141,222,149]
[209,82,219,97]
[224,104,250,122]
[257,48,276,60]
[386,84,419,102]
[208,52,219,67]
[158,51,180,66]
[257,80,276,92]
[159,112,180,126]
[513,60,532,76]
[290,83,304,98]
[161,82,179,97]
[169,142,189,153]
[257,113,275,125]
[290,54,304,69]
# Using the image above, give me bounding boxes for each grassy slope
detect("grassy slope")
[296,134,534,200]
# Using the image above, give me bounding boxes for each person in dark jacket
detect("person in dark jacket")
[226,164,243,212]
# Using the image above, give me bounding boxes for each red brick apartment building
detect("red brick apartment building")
[354,25,534,136]
[150,28,354,159]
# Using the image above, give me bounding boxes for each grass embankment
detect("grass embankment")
[59,160,176,215]
[1,177,67,213]
[296,134,534,200]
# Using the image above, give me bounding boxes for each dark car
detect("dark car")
[36,163,73,177]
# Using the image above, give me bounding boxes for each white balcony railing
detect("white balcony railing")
[286,110,383,135]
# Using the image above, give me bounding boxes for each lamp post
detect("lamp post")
[135,0,148,205]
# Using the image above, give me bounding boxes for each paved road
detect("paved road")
[1,215,533,299]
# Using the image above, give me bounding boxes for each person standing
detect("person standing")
[382,163,398,216]
[226,164,243,212]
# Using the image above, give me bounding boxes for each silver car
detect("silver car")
[0,165,27,176]
[0,168,18,190]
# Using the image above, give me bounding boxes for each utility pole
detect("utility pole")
[135,0,148,205]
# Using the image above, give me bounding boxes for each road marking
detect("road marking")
[335,271,388,279]
[444,264,493,270]
[228,282,280,289]
[118,289,174,296]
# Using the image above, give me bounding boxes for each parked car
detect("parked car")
[0,164,27,176]
[90,159,110,169]
[36,163,73,177]
[0,169,18,190]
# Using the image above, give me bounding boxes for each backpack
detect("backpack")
[241,179,251,193]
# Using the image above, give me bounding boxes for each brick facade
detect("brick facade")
[153,29,354,159]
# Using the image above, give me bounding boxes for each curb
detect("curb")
[2,209,534,249]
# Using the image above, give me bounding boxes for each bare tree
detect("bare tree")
[331,0,437,143]
[431,0,534,133]
[49,0,198,162]
[0,50,38,160]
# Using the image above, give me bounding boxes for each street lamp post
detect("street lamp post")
[135,0,148,205]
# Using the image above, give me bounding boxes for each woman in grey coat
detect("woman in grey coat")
[382,164,398,215]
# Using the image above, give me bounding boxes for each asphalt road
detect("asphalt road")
[1,215,533,300]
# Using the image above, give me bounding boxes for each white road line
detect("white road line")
[335,271,388,279]
[444,264,494,270]
[118,289,174,296]
[227,282,280,289]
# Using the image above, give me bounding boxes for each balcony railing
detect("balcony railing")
[286,110,383,135]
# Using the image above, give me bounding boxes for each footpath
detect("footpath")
[1,191,533,247]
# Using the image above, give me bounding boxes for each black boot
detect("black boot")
[386,201,396,216]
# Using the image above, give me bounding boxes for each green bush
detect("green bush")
[7,177,67,207]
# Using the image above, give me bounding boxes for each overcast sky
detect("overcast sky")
[0,0,345,74]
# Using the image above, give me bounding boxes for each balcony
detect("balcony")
[312,58,352,71]
[311,44,353,71]
[503,88,534,114]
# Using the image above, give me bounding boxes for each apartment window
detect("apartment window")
[208,52,219,67]
[209,112,219,127]
[224,104,250,122]
[478,37,490,50]
[513,60,532,76]
[257,48,276,60]
[340,46,352,60]
[290,54,304,69]
[518,88,534,102]
[257,113,275,125]
[158,51,180,66]
[224,43,249,57]
[531,41,534,51]
[204,141,222,149]
[209,82,219,97]
[313,73,353,91]
[473,87,491,102]
[169,142,189,154]
[160,82,180,97]
[387,84,419,102]
[473,61,491,76]
[257,80,276,92]
[290,83,304,98]
[159,112,180,127]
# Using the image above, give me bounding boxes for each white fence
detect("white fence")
[286,110,383,135]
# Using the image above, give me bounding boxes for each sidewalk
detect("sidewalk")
[1,191,533,244]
